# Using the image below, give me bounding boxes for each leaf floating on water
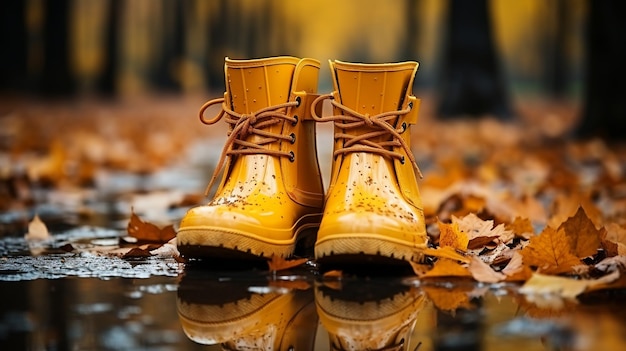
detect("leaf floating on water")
[519,270,620,299]
[127,208,176,243]
[267,256,307,272]
[24,214,51,241]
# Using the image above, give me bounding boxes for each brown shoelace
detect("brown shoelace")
[310,93,422,178]
[199,97,300,194]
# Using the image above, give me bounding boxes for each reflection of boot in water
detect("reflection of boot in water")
[315,279,426,350]
[177,270,317,350]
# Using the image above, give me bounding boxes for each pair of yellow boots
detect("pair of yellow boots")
[177,56,428,267]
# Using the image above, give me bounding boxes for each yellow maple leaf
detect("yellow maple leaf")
[558,206,604,258]
[438,220,468,251]
[520,226,581,275]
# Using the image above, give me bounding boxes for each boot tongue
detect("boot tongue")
[225,57,299,114]
[332,61,417,145]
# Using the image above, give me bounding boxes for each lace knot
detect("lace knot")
[240,112,258,136]
[363,113,374,127]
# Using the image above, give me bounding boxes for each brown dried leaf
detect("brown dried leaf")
[520,226,581,275]
[467,236,499,250]
[267,256,307,272]
[123,247,153,258]
[603,223,626,256]
[453,213,514,244]
[24,214,50,241]
[468,256,505,283]
[558,207,604,258]
[322,270,343,279]
[127,209,176,243]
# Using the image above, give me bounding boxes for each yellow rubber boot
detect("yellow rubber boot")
[178,57,324,260]
[312,60,427,268]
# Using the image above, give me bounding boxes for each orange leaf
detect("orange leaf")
[438,221,468,251]
[602,223,626,256]
[506,216,535,239]
[558,206,604,258]
[422,258,472,279]
[422,246,470,263]
[127,209,176,243]
[267,256,307,272]
[520,226,581,275]
[409,261,430,276]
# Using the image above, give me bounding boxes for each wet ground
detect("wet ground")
[2,190,626,351]
[2,97,626,350]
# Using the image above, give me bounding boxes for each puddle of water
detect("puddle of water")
[2,236,626,351]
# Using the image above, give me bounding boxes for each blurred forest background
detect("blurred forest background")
[0,0,624,136]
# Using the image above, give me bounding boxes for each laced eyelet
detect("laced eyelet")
[289,133,296,144]
[289,151,295,162]
[408,101,414,109]
[295,96,301,107]
[400,156,406,164]
[292,115,298,126]
[401,122,407,133]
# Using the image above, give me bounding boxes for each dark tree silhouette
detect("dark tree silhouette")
[576,0,626,140]
[97,0,122,96]
[0,1,28,93]
[152,0,184,91]
[437,0,511,119]
[41,0,75,96]
[544,0,569,98]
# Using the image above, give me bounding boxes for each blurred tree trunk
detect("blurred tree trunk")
[41,0,75,96]
[0,0,28,92]
[576,0,626,140]
[206,0,229,89]
[97,0,121,96]
[152,0,184,91]
[401,0,419,61]
[545,0,568,98]
[437,0,511,119]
